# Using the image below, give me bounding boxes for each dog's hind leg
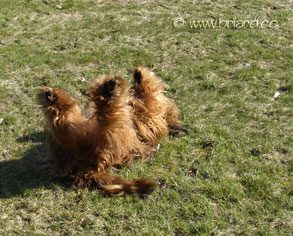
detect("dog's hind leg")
[131,67,188,137]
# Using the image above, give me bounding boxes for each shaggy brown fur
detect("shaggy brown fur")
[36,67,187,195]
[129,66,187,149]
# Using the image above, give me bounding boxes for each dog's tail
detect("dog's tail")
[72,171,156,195]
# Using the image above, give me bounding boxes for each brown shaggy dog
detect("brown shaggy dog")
[36,67,187,195]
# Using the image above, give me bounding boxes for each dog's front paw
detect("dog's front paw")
[101,79,117,98]
[133,69,142,85]
[85,76,128,105]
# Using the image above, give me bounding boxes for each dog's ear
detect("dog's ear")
[133,69,142,84]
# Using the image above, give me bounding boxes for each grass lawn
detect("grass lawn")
[0,0,292,235]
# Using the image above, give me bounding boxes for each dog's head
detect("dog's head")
[36,87,58,108]
[36,87,77,113]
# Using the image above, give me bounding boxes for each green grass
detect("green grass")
[0,0,292,235]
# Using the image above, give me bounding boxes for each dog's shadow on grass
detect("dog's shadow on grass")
[0,132,71,198]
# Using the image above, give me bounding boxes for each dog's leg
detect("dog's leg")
[85,76,129,127]
[131,67,188,137]
[85,75,147,166]
[131,66,165,103]
[37,87,89,175]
